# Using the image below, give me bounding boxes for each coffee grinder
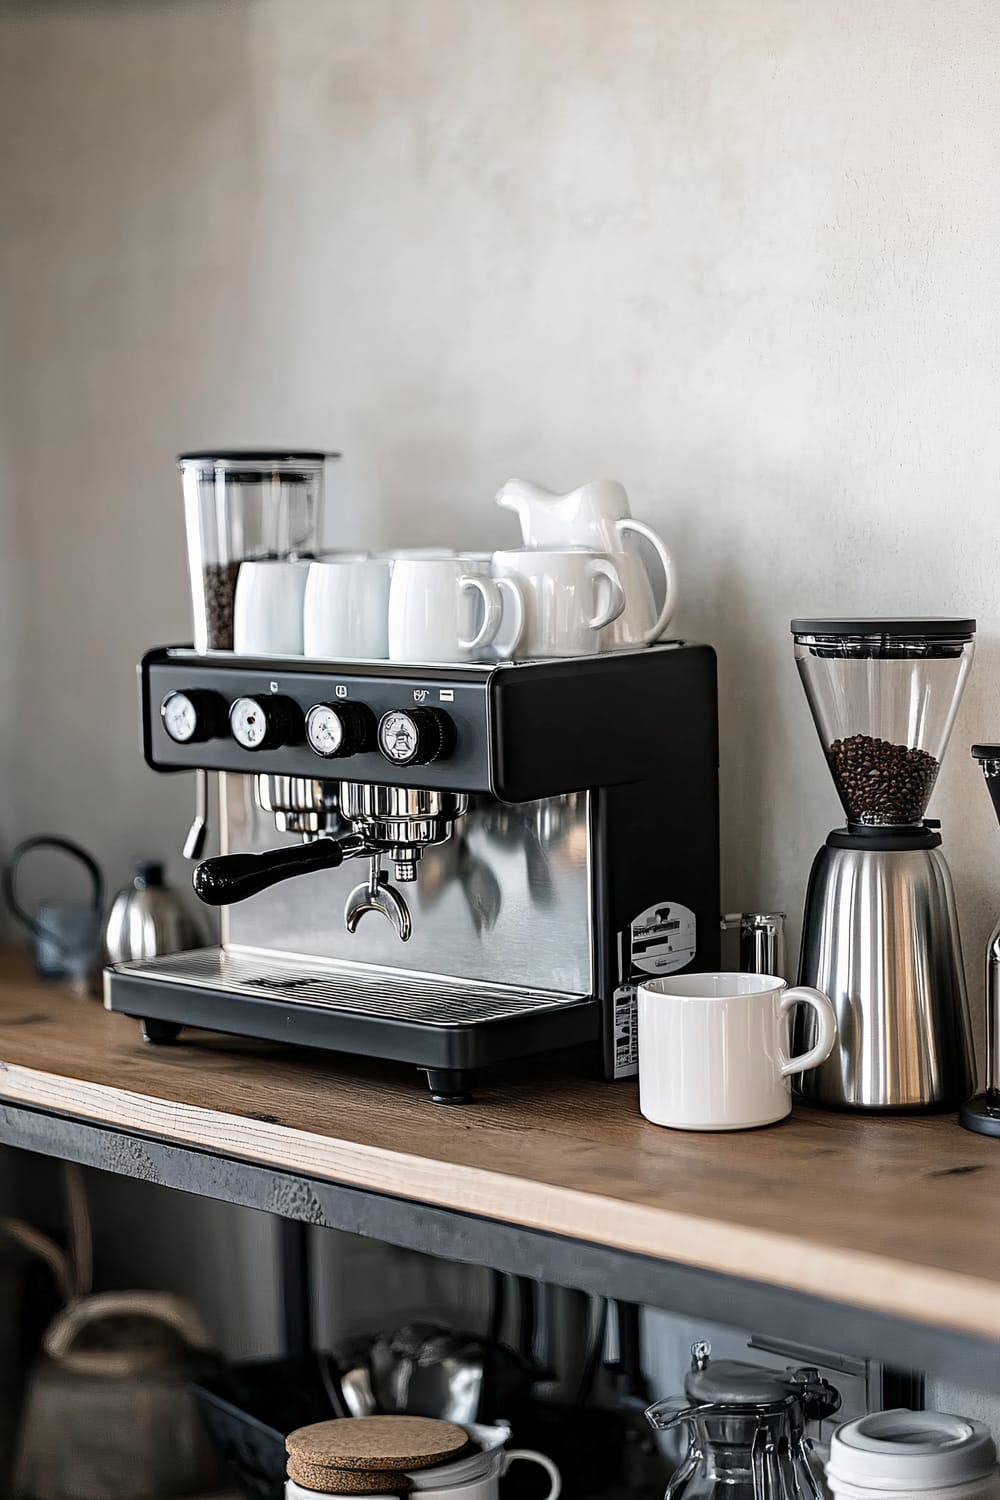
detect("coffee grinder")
[792,618,976,1110]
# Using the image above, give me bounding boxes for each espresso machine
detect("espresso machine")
[105,644,720,1099]
[792,618,976,1111]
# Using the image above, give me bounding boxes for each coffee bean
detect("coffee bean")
[827,733,939,825]
[202,561,241,650]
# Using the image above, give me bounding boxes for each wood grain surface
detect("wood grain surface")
[0,951,997,1338]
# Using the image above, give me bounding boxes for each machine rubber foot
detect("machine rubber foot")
[959,1092,1000,1137]
[141,1018,183,1045]
[425,1068,475,1104]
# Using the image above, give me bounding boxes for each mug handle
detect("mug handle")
[503,1450,561,1500]
[778,986,837,1077]
[457,575,502,651]
[586,558,627,630]
[490,575,525,658]
[615,516,678,640]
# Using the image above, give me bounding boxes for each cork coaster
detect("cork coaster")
[286,1417,469,1473]
[285,1456,411,1495]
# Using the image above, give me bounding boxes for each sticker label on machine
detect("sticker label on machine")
[612,901,698,1079]
[631,901,697,975]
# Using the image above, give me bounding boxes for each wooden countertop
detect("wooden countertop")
[0,950,996,1340]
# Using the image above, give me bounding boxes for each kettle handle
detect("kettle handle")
[44,1290,214,1374]
[2,836,105,946]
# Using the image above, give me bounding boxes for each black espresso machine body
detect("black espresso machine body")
[105,643,720,1099]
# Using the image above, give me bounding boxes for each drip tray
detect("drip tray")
[105,947,599,1074]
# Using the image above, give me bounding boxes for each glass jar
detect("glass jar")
[178,450,335,651]
[646,1343,840,1500]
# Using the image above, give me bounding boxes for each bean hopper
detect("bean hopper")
[175,450,334,858]
[645,1341,840,1500]
[791,618,976,1110]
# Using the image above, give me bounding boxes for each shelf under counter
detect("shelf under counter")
[0,947,997,1386]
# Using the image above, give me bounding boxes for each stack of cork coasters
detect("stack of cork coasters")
[286,1416,470,1496]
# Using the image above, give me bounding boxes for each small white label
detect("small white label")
[440,689,454,702]
[269,680,279,693]
[335,684,348,699]
[631,901,697,976]
[613,984,639,1078]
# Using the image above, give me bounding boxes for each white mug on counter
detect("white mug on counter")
[303,557,392,659]
[388,556,524,663]
[491,548,626,658]
[638,972,837,1131]
[286,1422,560,1500]
[233,559,311,656]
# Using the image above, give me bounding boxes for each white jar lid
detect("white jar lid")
[828,1410,998,1490]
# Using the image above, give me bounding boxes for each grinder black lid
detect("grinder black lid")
[791,617,976,638]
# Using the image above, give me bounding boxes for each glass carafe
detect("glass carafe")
[178,450,335,651]
[792,618,975,827]
[646,1344,840,1500]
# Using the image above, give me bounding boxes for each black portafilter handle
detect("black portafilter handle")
[193,837,357,906]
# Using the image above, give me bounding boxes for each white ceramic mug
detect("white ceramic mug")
[388,556,523,663]
[303,557,392,659]
[233,559,311,656]
[496,477,677,640]
[285,1421,560,1500]
[637,972,838,1131]
[491,548,626,658]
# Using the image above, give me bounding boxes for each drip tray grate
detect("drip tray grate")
[113,948,587,1029]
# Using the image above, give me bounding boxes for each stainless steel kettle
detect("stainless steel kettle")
[104,860,203,965]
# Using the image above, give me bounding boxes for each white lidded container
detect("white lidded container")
[827,1410,1000,1500]
[285,1421,560,1500]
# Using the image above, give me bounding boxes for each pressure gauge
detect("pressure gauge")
[229,695,302,752]
[160,689,225,745]
[305,702,374,759]
[377,707,452,767]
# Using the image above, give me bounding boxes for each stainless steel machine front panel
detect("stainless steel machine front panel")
[220,776,595,996]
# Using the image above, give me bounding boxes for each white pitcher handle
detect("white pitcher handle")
[491,575,525,659]
[779,986,838,1077]
[503,1450,561,1500]
[457,575,502,651]
[616,516,678,640]
[587,557,626,631]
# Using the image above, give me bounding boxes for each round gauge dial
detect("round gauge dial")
[160,688,225,745]
[305,701,375,759]
[377,707,451,767]
[378,710,421,765]
[162,690,199,744]
[306,703,346,757]
[230,696,269,750]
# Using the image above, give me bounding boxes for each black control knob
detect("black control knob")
[305,702,375,759]
[377,707,453,768]
[229,695,303,752]
[161,689,227,745]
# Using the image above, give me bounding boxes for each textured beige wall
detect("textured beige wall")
[2,0,1000,1364]
[2,0,1000,978]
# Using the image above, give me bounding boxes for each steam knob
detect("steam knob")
[230,695,302,752]
[377,708,452,767]
[161,689,227,744]
[305,701,375,759]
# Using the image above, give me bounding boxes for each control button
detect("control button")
[229,695,302,752]
[377,707,453,767]
[161,689,226,745]
[305,702,375,759]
